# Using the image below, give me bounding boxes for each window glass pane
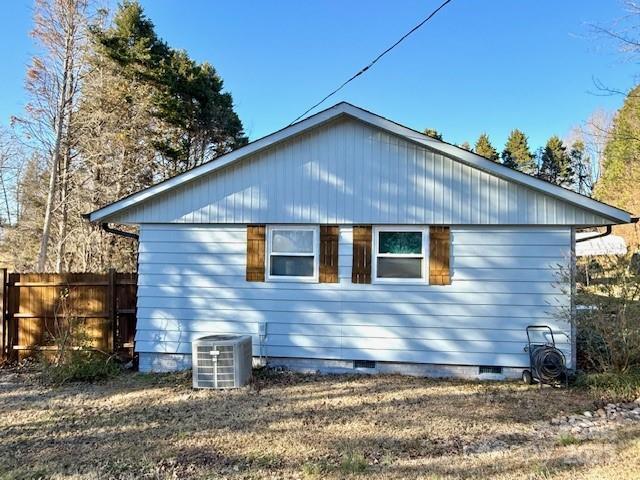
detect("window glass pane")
[270,256,314,277]
[378,231,422,254]
[272,230,314,253]
[377,257,422,279]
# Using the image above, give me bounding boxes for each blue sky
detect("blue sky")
[0,0,636,150]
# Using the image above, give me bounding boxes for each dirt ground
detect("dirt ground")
[1,368,639,480]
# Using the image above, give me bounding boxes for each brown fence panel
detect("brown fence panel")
[2,271,137,361]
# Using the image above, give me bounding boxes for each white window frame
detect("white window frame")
[372,226,429,284]
[266,225,320,282]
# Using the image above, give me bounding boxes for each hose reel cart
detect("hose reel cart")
[522,325,568,387]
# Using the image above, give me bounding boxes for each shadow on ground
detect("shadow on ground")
[0,368,638,479]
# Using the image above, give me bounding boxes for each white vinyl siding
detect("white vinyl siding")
[135,224,573,368]
[110,118,612,226]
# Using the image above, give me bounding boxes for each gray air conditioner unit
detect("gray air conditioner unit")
[192,335,253,389]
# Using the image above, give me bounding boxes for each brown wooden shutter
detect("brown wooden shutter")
[246,225,266,282]
[352,225,372,284]
[429,226,451,285]
[319,225,339,283]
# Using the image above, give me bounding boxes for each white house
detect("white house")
[88,102,630,378]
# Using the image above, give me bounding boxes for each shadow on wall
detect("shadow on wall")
[129,118,595,225]
[131,118,576,368]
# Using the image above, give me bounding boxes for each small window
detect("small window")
[372,226,428,283]
[267,226,319,281]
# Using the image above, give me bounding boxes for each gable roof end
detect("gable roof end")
[87,102,631,224]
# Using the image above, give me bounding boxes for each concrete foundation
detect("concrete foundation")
[138,352,524,381]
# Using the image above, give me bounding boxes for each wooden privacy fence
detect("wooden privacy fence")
[0,270,137,361]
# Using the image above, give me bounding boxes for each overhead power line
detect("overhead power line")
[289,0,455,125]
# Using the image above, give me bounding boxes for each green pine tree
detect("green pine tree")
[93,1,247,174]
[538,136,573,186]
[423,128,443,141]
[501,129,535,173]
[569,140,592,195]
[474,133,499,162]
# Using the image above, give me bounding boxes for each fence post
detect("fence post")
[0,269,6,360]
[108,269,116,354]
[6,273,17,362]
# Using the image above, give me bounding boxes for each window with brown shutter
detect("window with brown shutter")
[352,225,372,284]
[246,225,266,282]
[319,225,339,283]
[429,226,451,285]
[266,226,319,281]
[372,226,428,283]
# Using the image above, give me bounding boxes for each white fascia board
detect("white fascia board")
[88,102,631,224]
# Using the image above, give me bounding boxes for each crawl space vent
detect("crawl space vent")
[479,366,503,375]
[354,360,376,369]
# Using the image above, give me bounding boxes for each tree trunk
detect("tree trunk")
[0,168,12,225]
[55,147,70,272]
[36,11,75,272]
[37,147,60,272]
[55,63,75,273]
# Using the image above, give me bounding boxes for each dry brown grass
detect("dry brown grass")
[1,368,639,479]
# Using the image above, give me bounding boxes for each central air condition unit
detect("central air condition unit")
[192,335,253,389]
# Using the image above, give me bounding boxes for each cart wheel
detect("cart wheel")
[559,371,569,387]
[522,370,533,385]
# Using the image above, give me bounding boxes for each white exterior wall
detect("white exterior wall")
[110,118,612,226]
[135,224,573,370]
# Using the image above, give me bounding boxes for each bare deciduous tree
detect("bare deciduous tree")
[581,109,614,180]
[13,0,89,272]
[0,127,26,225]
[592,1,640,62]
[1,1,245,273]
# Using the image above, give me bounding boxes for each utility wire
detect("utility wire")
[289,0,455,125]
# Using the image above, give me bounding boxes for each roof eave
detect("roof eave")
[86,101,632,225]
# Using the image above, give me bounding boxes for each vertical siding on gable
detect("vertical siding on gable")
[134,224,573,368]
[109,119,613,226]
